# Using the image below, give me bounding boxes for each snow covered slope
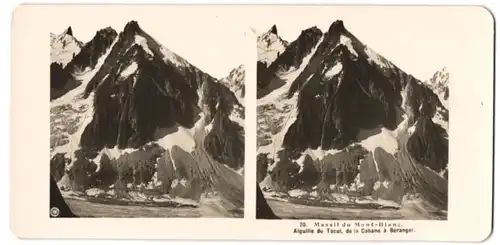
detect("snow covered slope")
[50,27,83,67]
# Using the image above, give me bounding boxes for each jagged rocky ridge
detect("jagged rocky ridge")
[256,21,449,217]
[50,21,245,214]
[51,27,117,100]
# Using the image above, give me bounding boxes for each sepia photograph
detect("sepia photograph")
[10,4,493,240]
[49,15,245,218]
[255,16,450,220]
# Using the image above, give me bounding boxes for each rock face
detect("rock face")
[256,20,449,217]
[50,153,69,182]
[50,21,245,215]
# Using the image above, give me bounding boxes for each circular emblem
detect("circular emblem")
[50,207,60,217]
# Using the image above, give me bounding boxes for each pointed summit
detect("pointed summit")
[124,20,141,34]
[62,26,73,36]
[269,24,278,35]
[66,26,73,36]
[328,20,346,33]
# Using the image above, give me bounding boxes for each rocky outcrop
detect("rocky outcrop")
[50,153,69,182]
[204,108,245,170]
[50,176,77,217]
[256,182,280,219]
[257,153,272,183]
[407,117,448,172]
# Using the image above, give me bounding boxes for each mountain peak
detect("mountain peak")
[300,26,323,36]
[96,26,117,37]
[328,20,346,33]
[269,24,278,35]
[63,26,73,36]
[124,20,141,34]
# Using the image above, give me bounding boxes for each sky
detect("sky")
[49,5,492,81]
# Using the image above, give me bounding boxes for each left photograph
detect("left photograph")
[49,19,245,218]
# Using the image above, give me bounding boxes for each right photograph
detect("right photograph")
[255,20,449,220]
